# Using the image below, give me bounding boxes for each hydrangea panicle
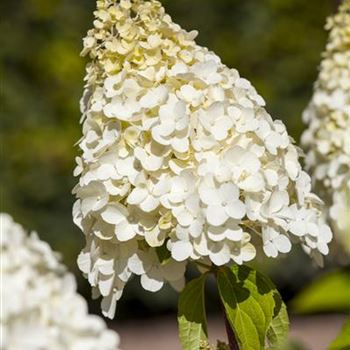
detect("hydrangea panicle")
[302,0,350,253]
[0,213,120,350]
[74,0,333,318]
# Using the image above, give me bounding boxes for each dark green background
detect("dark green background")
[0,0,336,318]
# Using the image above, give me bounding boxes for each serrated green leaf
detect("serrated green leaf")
[217,265,289,350]
[328,316,350,350]
[292,269,350,314]
[178,274,208,350]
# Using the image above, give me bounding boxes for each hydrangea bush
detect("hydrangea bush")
[73,0,333,321]
[302,0,350,254]
[0,213,120,350]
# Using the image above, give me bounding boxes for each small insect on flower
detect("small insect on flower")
[302,0,350,254]
[73,0,333,318]
[0,213,120,350]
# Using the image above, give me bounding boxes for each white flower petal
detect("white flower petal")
[171,241,193,262]
[127,253,146,275]
[101,293,119,319]
[140,274,164,292]
[240,243,256,262]
[274,235,292,253]
[289,221,306,237]
[206,205,228,226]
[99,275,115,297]
[189,219,204,238]
[209,245,230,266]
[176,209,193,227]
[115,221,136,241]
[219,183,239,202]
[199,186,221,206]
[77,251,91,274]
[140,196,159,212]
[101,204,128,225]
[140,86,168,109]
[225,200,246,220]
[127,187,148,205]
[263,241,278,258]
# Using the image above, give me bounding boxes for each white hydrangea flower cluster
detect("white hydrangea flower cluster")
[0,213,120,350]
[73,0,333,318]
[302,0,350,253]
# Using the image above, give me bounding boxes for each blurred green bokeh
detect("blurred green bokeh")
[0,0,336,318]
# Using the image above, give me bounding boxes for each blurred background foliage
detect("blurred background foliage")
[1,0,343,320]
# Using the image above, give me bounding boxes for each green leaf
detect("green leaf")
[217,265,289,350]
[266,301,289,349]
[292,269,350,314]
[328,316,350,350]
[178,274,208,350]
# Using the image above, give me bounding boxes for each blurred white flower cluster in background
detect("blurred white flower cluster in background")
[0,213,120,350]
[302,0,350,254]
[73,0,333,318]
